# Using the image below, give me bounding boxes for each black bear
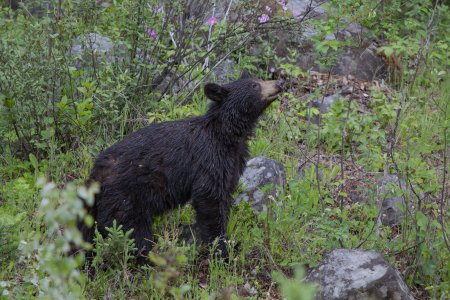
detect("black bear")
[80,71,284,261]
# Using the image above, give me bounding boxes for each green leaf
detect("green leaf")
[330,165,341,180]
[149,252,167,266]
[29,153,38,172]
[380,46,394,57]
[4,98,15,109]
[273,266,317,300]
[324,197,334,204]
[416,211,428,230]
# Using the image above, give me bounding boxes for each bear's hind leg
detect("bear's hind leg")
[131,216,154,265]
[97,191,154,265]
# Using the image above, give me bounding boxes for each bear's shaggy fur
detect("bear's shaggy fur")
[80,72,283,261]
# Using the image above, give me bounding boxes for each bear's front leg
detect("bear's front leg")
[191,189,231,259]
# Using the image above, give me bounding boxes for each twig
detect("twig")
[162,2,319,103]
[389,240,424,256]
[265,281,276,300]
[177,33,252,106]
[388,0,440,169]
[386,0,449,254]
[357,195,386,248]
[440,126,450,250]
[169,31,177,49]
[224,0,233,20]
[314,69,333,211]
[203,5,216,69]
[339,98,352,211]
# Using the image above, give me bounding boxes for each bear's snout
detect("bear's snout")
[276,79,285,90]
[258,80,284,102]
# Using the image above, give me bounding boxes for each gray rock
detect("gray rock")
[307,249,414,300]
[235,157,286,212]
[348,184,376,205]
[70,33,128,67]
[302,26,321,41]
[306,94,339,124]
[287,0,326,16]
[154,72,193,96]
[337,21,367,43]
[288,1,364,42]
[344,22,365,35]
[8,0,50,17]
[297,43,387,81]
[377,175,407,227]
[345,175,380,204]
[247,0,328,58]
[207,1,234,20]
[282,1,388,81]
[332,44,386,81]
[211,59,235,85]
[298,26,336,43]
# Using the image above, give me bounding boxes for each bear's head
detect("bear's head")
[204,71,284,122]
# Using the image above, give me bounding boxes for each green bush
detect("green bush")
[0,180,97,299]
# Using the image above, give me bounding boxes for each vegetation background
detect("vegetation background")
[0,0,448,299]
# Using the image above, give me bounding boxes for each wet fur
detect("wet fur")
[79,74,282,262]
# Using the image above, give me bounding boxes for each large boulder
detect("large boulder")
[296,42,387,81]
[307,249,414,300]
[330,44,386,81]
[235,157,286,212]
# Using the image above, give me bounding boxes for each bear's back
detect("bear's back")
[89,116,246,207]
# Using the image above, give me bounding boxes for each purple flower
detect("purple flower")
[146,28,157,40]
[265,5,272,12]
[258,14,270,23]
[207,16,218,25]
[293,11,301,17]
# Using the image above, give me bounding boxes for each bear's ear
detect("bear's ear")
[204,83,229,102]
[240,70,251,79]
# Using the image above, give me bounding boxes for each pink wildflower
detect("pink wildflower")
[265,5,272,12]
[146,28,157,40]
[293,11,301,17]
[207,16,218,25]
[258,14,270,23]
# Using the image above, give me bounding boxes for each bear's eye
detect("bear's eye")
[251,83,259,90]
